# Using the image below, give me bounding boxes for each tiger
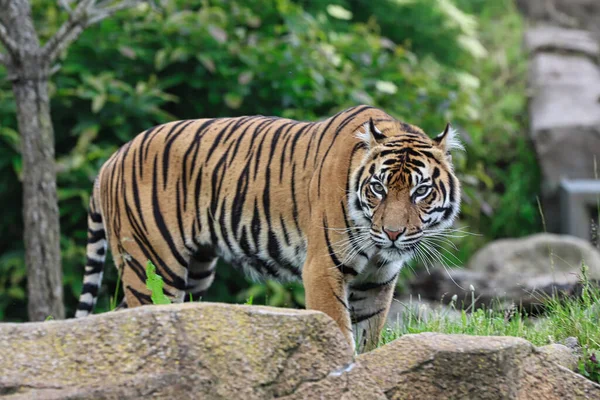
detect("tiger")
[75,104,462,353]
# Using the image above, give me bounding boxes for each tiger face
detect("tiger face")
[350,118,462,263]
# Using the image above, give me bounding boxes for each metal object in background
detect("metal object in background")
[560,179,600,241]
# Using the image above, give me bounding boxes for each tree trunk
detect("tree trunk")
[13,79,64,321]
[1,0,64,321]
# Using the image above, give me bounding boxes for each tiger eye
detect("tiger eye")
[415,186,429,196]
[371,182,385,195]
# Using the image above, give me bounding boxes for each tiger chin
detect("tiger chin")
[75,105,462,354]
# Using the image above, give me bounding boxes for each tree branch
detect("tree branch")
[58,0,74,16]
[0,52,8,67]
[0,21,19,57]
[42,0,145,63]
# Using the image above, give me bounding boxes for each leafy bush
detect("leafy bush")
[0,0,540,321]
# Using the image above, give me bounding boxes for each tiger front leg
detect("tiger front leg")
[302,257,355,353]
[349,272,399,353]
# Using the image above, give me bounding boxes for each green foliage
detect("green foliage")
[0,0,540,321]
[145,261,172,305]
[581,353,600,384]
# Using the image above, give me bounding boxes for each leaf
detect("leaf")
[375,80,398,95]
[145,260,171,305]
[238,71,254,85]
[457,35,488,59]
[91,93,107,114]
[155,49,169,70]
[7,286,25,300]
[326,5,353,20]
[118,46,137,60]
[197,54,216,73]
[208,25,228,44]
[0,127,20,152]
[225,93,243,109]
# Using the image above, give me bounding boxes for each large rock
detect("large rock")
[517,0,600,34]
[1,303,599,399]
[522,13,600,233]
[359,332,600,399]
[528,52,600,195]
[525,25,599,58]
[538,343,579,370]
[410,234,600,310]
[529,53,600,131]
[0,303,385,400]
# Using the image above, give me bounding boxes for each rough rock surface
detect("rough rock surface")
[538,343,579,371]
[525,25,599,57]
[0,303,384,400]
[410,233,600,310]
[1,303,598,399]
[519,0,600,233]
[359,332,600,400]
[517,0,600,34]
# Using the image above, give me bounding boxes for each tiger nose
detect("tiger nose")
[383,227,404,242]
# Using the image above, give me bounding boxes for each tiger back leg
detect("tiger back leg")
[349,272,399,353]
[185,253,218,302]
[110,235,189,307]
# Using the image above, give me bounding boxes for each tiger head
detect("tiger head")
[349,118,463,263]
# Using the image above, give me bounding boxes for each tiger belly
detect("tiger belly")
[206,225,308,283]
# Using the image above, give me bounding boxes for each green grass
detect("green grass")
[381,263,600,383]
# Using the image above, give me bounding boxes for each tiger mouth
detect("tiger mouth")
[382,242,418,255]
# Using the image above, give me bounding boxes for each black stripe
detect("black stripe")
[163,120,194,190]
[348,293,367,302]
[351,307,386,324]
[447,173,456,203]
[302,123,320,169]
[188,268,215,280]
[312,108,350,165]
[175,178,195,254]
[323,216,358,276]
[290,163,302,235]
[130,150,148,232]
[334,293,350,310]
[250,199,263,254]
[152,156,188,267]
[279,215,291,246]
[317,106,375,196]
[350,272,399,291]
[85,258,104,274]
[81,282,99,297]
[87,228,106,244]
[90,212,102,223]
[231,163,251,238]
[77,302,93,312]
[205,118,240,163]
[128,285,152,304]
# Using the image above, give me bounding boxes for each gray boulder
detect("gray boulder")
[410,234,600,309]
[0,303,384,400]
[359,332,600,399]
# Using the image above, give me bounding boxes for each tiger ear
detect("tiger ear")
[434,123,464,162]
[355,118,386,148]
